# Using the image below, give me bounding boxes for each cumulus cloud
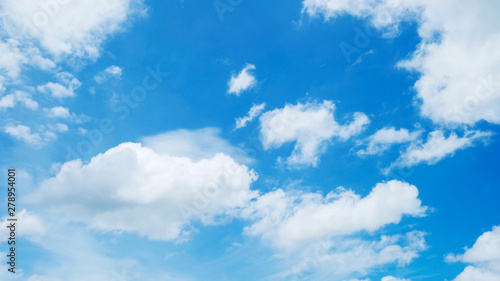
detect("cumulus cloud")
[228,64,257,95]
[446,226,500,281]
[37,72,81,98]
[387,130,493,171]
[243,180,426,279]
[303,0,500,125]
[0,90,39,111]
[283,231,425,280]
[3,121,75,146]
[0,209,45,242]
[242,180,426,250]
[45,106,70,118]
[43,106,89,123]
[235,103,266,129]
[94,65,123,83]
[4,124,42,145]
[0,39,55,81]
[27,142,258,241]
[0,0,146,59]
[0,94,15,110]
[47,123,69,133]
[357,127,422,156]
[259,100,370,167]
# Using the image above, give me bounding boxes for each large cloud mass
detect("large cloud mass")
[28,142,258,241]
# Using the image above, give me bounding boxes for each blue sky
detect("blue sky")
[1,0,499,280]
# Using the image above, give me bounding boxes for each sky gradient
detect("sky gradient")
[0,0,499,280]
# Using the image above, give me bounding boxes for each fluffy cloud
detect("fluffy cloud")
[0,39,31,79]
[37,72,81,98]
[283,231,425,280]
[27,142,258,241]
[94,65,123,83]
[43,106,89,123]
[235,103,266,129]
[0,90,39,111]
[446,226,500,281]
[357,127,421,156]
[47,123,69,133]
[0,0,145,59]
[0,39,55,81]
[303,0,500,125]
[260,100,369,167]
[243,180,426,250]
[45,106,70,118]
[228,64,257,95]
[0,209,45,242]
[387,130,492,171]
[243,180,426,279]
[4,124,42,145]
[381,277,410,281]
[0,94,15,110]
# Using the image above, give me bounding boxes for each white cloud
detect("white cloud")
[141,127,252,164]
[381,277,411,281]
[446,226,500,281]
[303,0,500,125]
[242,180,426,250]
[387,130,493,171]
[0,0,146,60]
[27,142,258,241]
[43,106,91,124]
[48,123,69,133]
[45,106,70,118]
[0,39,55,81]
[14,90,39,109]
[282,231,425,280]
[228,64,257,95]
[0,90,39,111]
[357,127,422,156]
[0,94,16,110]
[77,127,88,135]
[3,122,72,146]
[0,38,30,79]
[0,209,45,243]
[37,72,81,98]
[259,100,370,167]
[4,124,42,145]
[94,65,123,83]
[244,180,426,279]
[302,0,415,36]
[235,103,266,129]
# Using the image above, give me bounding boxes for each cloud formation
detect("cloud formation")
[235,103,266,129]
[28,142,258,241]
[243,180,426,279]
[37,72,81,98]
[260,100,369,167]
[228,64,257,95]
[387,130,492,171]
[94,65,123,83]
[0,0,145,59]
[446,226,500,281]
[357,127,422,156]
[303,0,500,125]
